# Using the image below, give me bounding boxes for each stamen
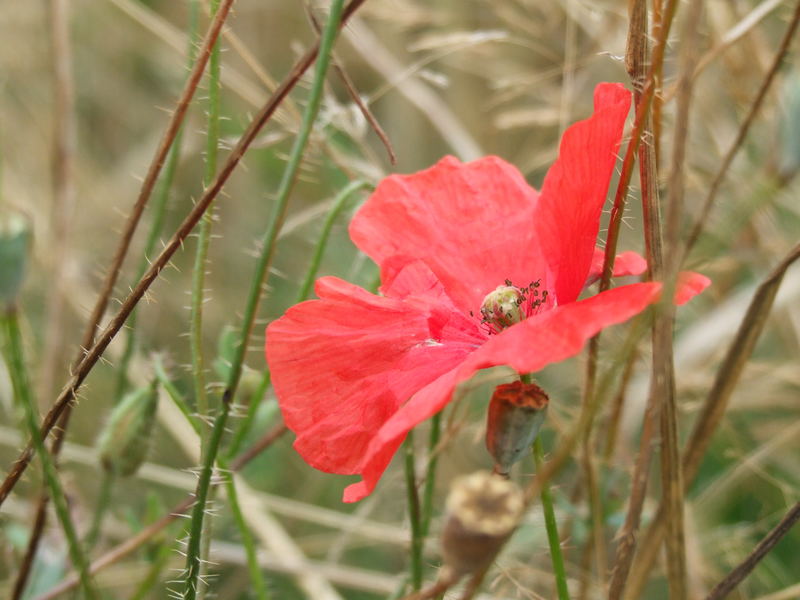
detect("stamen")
[477,278,549,334]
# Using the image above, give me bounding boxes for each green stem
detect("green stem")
[404,431,423,591]
[114,1,200,400]
[153,355,202,435]
[84,468,116,550]
[180,394,232,600]
[220,0,346,405]
[225,369,271,460]
[533,436,570,600]
[189,0,222,420]
[420,411,441,539]
[181,3,347,596]
[190,4,222,592]
[1,309,99,600]
[219,457,269,600]
[297,180,372,300]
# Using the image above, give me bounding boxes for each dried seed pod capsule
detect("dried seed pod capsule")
[485,380,548,476]
[0,212,32,308]
[97,381,159,477]
[441,471,524,577]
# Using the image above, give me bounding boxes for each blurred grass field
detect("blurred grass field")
[1,1,799,598]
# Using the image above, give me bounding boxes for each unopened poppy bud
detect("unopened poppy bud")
[0,212,32,308]
[97,381,159,477]
[486,380,548,476]
[480,284,523,330]
[441,471,524,577]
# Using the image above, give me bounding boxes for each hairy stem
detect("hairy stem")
[1,308,98,600]
[533,437,570,600]
[0,0,369,509]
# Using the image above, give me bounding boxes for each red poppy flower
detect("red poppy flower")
[266,83,709,502]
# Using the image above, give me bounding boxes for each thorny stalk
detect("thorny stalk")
[0,0,236,515]
[582,0,679,593]
[606,0,686,598]
[33,422,288,600]
[2,308,99,600]
[0,0,369,509]
[189,1,223,594]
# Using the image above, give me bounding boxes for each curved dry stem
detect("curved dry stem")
[623,243,800,600]
[0,0,368,509]
[705,502,800,600]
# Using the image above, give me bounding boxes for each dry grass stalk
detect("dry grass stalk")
[684,0,800,257]
[624,242,800,599]
[705,502,800,600]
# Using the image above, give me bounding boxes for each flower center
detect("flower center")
[475,279,549,334]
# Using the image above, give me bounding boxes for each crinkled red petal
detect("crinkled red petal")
[535,83,632,305]
[349,156,543,315]
[586,247,648,286]
[265,274,481,477]
[343,281,661,501]
[675,271,711,305]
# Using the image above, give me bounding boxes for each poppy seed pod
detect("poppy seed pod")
[441,471,524,577]
[0,212,31,308]
[486,380,548,476]
[97,381,159,477]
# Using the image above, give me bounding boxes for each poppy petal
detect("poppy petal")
[535,83,632,305]
[585,248,648,286]
[265,276,481,476]
[349,156,543,315]
[343,281,661,501]
[675,271,711,305]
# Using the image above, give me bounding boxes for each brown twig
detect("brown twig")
[0,0,368,510]
[623,242,800,600]
[683,0,800,258]
[608,1,683,597]
[32,421,288,600]
[652,0,704,595]
[3,0,237,516]
[306,4,397,164]
[705,502,800,600]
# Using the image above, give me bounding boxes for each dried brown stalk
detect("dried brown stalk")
[705,502,800,600]
[306,4,397,164]
[606,0,686,599]
[683,0,800,258]
[0,0,368,509]
[32,422,288,600]
[623,242,800,599]
[653,0,704,595]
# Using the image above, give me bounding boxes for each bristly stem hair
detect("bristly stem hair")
[179,0,349,596]
[1,308,99,600]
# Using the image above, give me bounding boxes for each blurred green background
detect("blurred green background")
[1,1,799,598]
